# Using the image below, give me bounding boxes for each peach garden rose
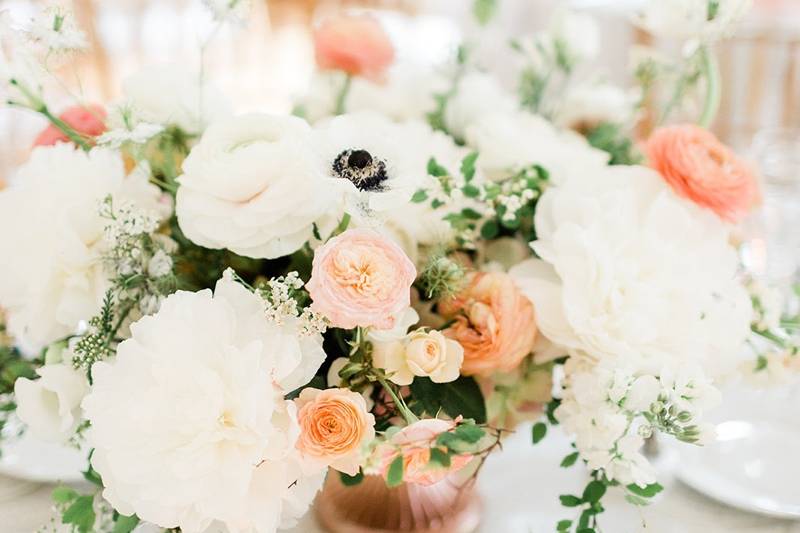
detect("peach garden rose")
[295,387,376,476]
[307,228,416,330]
[369,418,473,486]
[646,124,760,223]
[439,271,537,377]
[33,104,107,147]
[313,14,395,81]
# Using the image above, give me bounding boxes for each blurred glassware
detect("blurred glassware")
[741,128,800,291]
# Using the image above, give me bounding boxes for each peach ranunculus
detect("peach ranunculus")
[295,387,376,476]
[33,105,107,147]
[369,418,473,486]
[439,271,537,377]
[645,124,760,223]
[313,15,394,81]
[307,229,416,330]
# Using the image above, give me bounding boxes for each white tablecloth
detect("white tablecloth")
[2,427,798,533]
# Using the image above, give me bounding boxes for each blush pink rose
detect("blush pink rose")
[295,387,376,476]
[33,105,107,147]
[313,15,394,81]
[646,124,760,223]
[307,229,416,330]
[439,272,537,377]
[371,418,473,486]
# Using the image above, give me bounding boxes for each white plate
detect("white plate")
[0,421,86,483]
[673,419,800,519]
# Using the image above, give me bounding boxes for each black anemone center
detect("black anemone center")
[332,148,388,192]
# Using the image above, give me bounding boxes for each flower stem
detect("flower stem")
[378,377,419,425]
[334,75,352,116]
[39,106,92,151]
[698,46,721,129]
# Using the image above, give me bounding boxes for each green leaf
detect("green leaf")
[112,514,140,533]
[409,376,487,424]
[411,189,428,203]
[626,482,663,498]
[340,471,364,487]
[625,494,651,507]
[52,486,78,504]
[480,220,499,240]
[62,495,96,533]
[556,519,572,532]
[429,447,451,468]
[462,184,480,198]
[460,152,479,181]
[386,455,405,487]
[560,451,579,468]
[473,0,497,25]
[559,494,583,507]
[82,463,103,487]
[453,422,485,444]
[531,422,547,444]
[427,157,449,177]
[582,481,607,503]
[460,207,482,220]
[577,529,596,533]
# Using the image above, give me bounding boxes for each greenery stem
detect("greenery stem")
[698,46,721,128]
[334,75,352,116]
[378,377,419,425]
[40,106,92,151]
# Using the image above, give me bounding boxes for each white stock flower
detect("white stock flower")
[443,71,517,142]
[203,0,252,24]
[14,363,88,442]
[465,111,609,182]
[176,114,333,259]
[511,165,752,377]
[25,6,87,54]
[82,276,327,532]
[0,145,166,351]
[121,65,231,134]
[555,81,639,131]
[637,0,752,42]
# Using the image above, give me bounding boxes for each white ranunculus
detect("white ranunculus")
[465,111,609,182]
[176,114,333,259]
[0,145,166,351]
[311,112,460,222]
[637,0,752,42]
[82,275,327,532]
[548,9,600,64]
[555,81,639,131]
[443,71,518,142]
[121,65,231,134]
[510,165,752,378]
[300,63,447,124]
[14,363,88,442]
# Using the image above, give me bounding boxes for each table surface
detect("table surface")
[2,427,799,533]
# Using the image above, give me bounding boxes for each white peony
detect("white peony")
[14,363,88,442]
[555,81,639,131]
[121,65,231,134]
[637,0,752,42]
[311,112,460,223]
[510,165,752,377]
[0,145,167,351]
[82,275,327,532]
[443,71,518,142]
[465,111,610,182]
[176,114,333,259]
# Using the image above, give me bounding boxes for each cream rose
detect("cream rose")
[14,364,89,442]
[176,114,334,259]
[372,330,463,386]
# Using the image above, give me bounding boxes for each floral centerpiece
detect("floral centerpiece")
[0,1,795,532]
